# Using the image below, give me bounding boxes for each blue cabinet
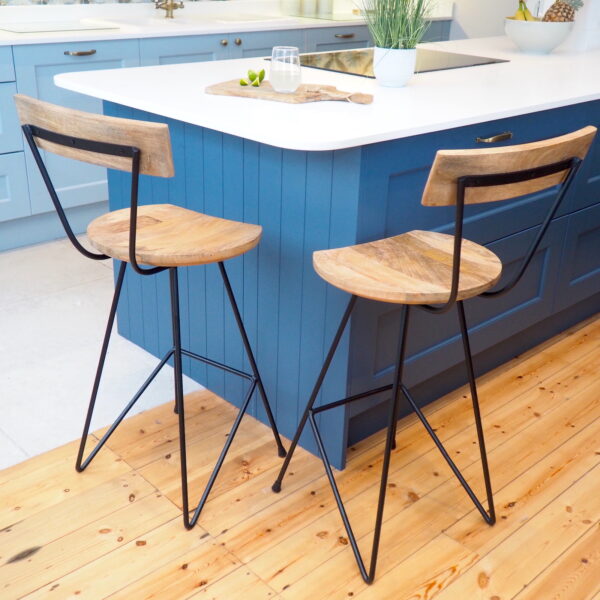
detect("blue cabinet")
[140,34,228,66]
[554,203,600,312]
[0,152,30,222]
[141,29,305,66]
[305,26,372,52]
[0,47,14,83]
[0,82,22,154]
[14,40,140,215]
[228,29,305,58]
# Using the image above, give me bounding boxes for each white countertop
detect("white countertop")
[55,36,600,152]
[0,1,453,46]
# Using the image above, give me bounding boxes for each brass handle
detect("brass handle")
[234,37,242,46]
[334,33,355,39]
[220,39,228,46]
[476,131,513,144]
[64,49,97,57]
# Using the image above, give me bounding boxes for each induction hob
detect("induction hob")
[300,48,509,78]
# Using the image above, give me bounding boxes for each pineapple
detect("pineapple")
[543,0,584,22]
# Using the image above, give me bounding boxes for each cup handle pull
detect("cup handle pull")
[64,50,97,57]
[476,132,513,144]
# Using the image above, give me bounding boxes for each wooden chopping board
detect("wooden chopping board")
[205,80,373,105]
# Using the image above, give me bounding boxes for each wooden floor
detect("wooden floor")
[1,316,599,600]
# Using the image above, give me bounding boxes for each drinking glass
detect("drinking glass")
[270,46,301,94]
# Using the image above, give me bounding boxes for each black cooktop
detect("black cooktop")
[300,48,508,78]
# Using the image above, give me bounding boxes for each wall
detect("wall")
[450,0,525,38]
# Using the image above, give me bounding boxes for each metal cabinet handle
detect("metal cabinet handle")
[476,131,513,144]
[64,49,97,57]
[234,38,242,46]
[220,39,228,46]
[334,33,355,39]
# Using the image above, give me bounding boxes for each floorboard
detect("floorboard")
[1,315,598,600]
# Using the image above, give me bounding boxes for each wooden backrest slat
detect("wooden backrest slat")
[422,126,597,206]
[14,94,174,178]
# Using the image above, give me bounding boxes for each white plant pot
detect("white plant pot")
[373,47,417,88]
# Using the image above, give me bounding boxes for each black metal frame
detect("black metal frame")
[22,123,286,528]
[272,156,583,584]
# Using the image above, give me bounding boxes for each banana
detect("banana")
[508,1,541,21]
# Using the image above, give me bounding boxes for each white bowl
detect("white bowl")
[505,18,573,54]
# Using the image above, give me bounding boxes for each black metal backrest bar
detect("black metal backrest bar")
[459,157,576,189]
[421,156,582,313]
[22,123,164,275]
[27,124,138,159]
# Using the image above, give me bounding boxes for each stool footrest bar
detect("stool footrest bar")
[181,348,254,381]
[312,384,394,415]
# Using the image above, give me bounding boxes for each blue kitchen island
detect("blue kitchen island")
[56,37,600,468]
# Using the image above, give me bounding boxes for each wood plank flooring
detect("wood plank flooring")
[1,315,598,600]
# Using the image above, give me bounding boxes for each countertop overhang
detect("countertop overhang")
[54,37,600,152]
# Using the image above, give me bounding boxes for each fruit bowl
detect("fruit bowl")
[505,18,573,54]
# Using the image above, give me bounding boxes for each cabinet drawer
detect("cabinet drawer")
[0,46,15,83]
[229,29,305,58]
[306,26,371,52]
[140,35,227,66]
[554,204,600,311]
[0,152,30,222]
[0,82,22,154]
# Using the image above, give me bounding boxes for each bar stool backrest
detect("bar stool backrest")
[14,94,174,178]
[422,126,597,207]
[416,126,597,312]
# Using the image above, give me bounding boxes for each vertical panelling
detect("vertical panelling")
[275,149,308,439]
[184,124,209,388]
[319,147,363,467]
[241,140,261,418]
[222,134,246,408]
[202,129,226,398]
[257,143,283,429]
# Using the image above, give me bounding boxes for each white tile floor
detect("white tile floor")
[0,236,200,470]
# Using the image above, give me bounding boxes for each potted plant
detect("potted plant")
[363,0,431,87]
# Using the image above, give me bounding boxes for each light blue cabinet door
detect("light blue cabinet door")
[228,29,305,58]
[0,82,22,154]
[0,46,15,83]
[305,26,372,52]
[140,34,228,66]
[422,20,451,42]
[14,40,140,215]
[0,152,30,222]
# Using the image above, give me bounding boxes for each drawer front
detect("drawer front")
[228,29,305,58]
[14,40,139,215]
[0,46,15,83]
[0,152,30,222]
[357,100,600,250]
[554,203,600,311]
[0,82,22,154]
[140,35,228,66]
[306,26,372,52]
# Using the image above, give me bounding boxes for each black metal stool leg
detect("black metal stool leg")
[218,261,286,458]
[76,261,126,472]
[308,304,410,584]
[272,295,358,493]
[396,302,495,525]
[457,300,495,523]
[169,267,193,529]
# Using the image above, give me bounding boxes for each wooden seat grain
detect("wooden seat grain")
[312,230,502,304]
[87,204,262,267]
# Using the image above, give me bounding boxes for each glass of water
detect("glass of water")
[270,46,301,94]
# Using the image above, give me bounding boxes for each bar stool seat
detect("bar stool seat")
[313,229,503,305]
[87,204,262,268]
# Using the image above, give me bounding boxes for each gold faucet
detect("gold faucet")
[155,0,184,19]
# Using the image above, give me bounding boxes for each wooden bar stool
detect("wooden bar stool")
[272,126,597,583]
[15,94,286,529]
